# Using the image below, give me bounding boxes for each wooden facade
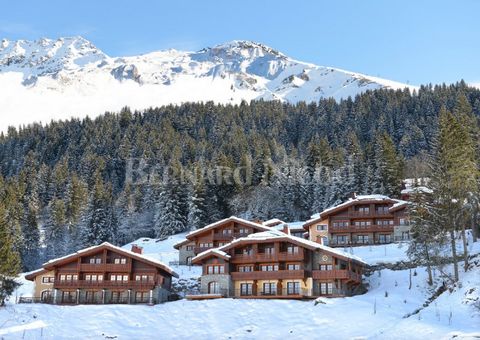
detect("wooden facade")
[304,195,410,247]
[174,216,273,265]
[189,231,366,299]
[24,242,178,305]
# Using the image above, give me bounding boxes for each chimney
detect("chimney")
[282,224,290,235]
[350,192,357,199]
[131,244,143,254]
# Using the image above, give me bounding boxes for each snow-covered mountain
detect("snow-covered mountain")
[0,36,414,130]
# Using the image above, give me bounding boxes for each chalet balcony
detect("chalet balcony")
[213,232,234,241]
[230,251,304,263]
[231,270,306,280]
[194,246,213,254]
[78,263,131,272]
[54,280,156,290]
[312,269,362,283]
[330,224,394,234]
[234,288,313,299]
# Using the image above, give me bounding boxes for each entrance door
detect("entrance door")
[208,281,219,294]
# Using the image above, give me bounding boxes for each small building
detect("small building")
[304,194,411,246]
[173,216,274,265]
[24,242,178,305]
[188,230,366,299]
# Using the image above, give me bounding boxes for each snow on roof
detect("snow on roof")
[262,218,286,226]
[186,216,272,238]
[43,242,179,277]
[196,229,366,265]
[320,195,406,216]
[192,248,231,262]
[401,186,433,195]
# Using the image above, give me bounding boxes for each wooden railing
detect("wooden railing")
[78,263,131,272]
[231,270,306,280]
[312,269,362,282]
[230,251,304,263]
[54,280,156,289]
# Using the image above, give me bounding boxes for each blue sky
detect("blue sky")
[1,0,479,85]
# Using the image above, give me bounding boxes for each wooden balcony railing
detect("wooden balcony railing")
[230,251,304,263]
[78,263,131,272]
[194,246,213,254]
[54,280,156,290]
[312,269,362,283]
[231,270,306,280]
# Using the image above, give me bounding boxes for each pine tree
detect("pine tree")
[0,201,21,306]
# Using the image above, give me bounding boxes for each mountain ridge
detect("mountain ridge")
[0,36,415,130]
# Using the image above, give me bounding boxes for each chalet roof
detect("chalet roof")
[185,216,273,239]
[173,238,193,249]
[35,242,179,278]
[304,195,409,228]
[24,268,50,281]
[262,218,286,227]
[192,229,366,266]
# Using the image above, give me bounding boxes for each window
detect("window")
[354,221,372,227]
[287,264,300,270]
[399,218,408,226]
[186,245,194,251]
[402,232,410,240]
[356,235,369,244]
[332,221,349,228]
[41,290,53,302]
[135,291,149,303]
[114,258,127,264]
[263,247,275,255]
[85,274,103,282]
[186,257,192,266]
[135,274,154,282]
[320,282,333,295]
[263,282,277,295]
[222,229,233,235]
[238,265,253,272]
[376,206,389,214]
[260,264,278,271]
[208,281,219,294]
[62,291,77,303]
[206,265,225,274]
[334,235,348,245]
[378,234,392,244]
[89,257,102,264]
[287,282,300,295]
[357,206,370,214]
[199,242,213,248]
[242,248,253,255]
[42,277,55,284]
[316,224,327,231]
[238,228,250,235]
[377,220,394,226]
[240,283,252,296]
[286,245,299,254]
[319,264,333,271]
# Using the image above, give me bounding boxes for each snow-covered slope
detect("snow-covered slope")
[0,37,415,131]
[3,238,479,339]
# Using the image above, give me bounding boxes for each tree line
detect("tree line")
[0,81,479,290]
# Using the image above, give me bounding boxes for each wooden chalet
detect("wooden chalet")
[303,194,410,246]
[173,216,273,265]
[188,230,366,300]
[24,242,178,305]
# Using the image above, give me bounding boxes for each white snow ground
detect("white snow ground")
[1,232,479,339]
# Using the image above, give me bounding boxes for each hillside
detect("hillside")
[0,37,414,131]
[1,233,479,339]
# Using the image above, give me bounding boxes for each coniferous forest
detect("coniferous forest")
[1,82,480,272]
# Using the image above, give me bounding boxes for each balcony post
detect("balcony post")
[53,289,58,304]
[149,289,153,305]
[128,289,132,304]
[76,289,80,304]
[102,289,106,304]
